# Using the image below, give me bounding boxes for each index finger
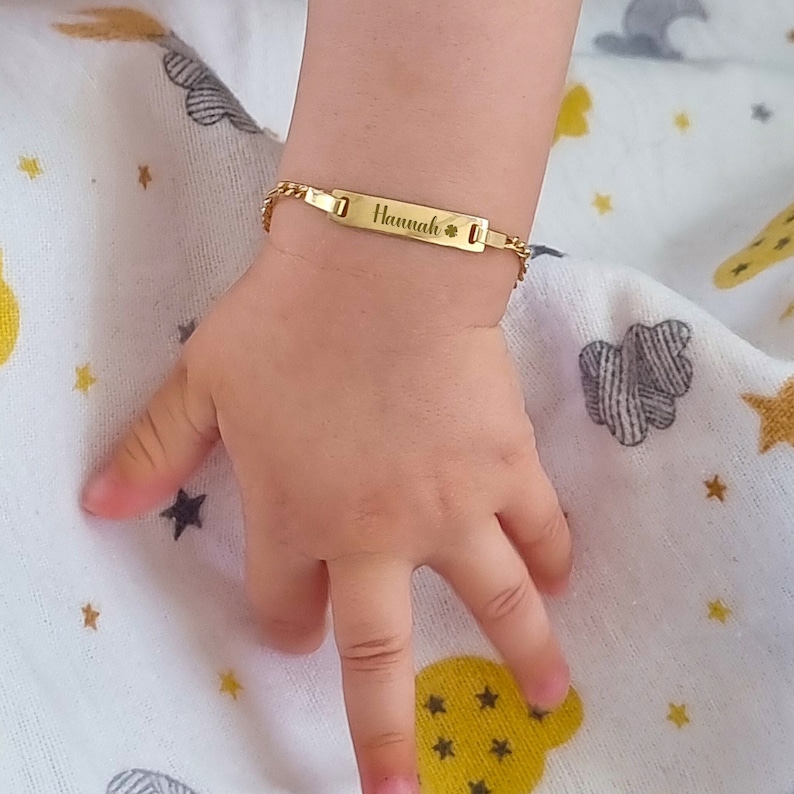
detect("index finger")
[328,556,418,794]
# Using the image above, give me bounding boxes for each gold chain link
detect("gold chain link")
[261,181,312,233]
[504,236,532,283]
[262,180,533,286]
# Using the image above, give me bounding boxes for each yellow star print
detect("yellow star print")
[82,603,100,630]
[667,703,689,728]
[708,599,731,624]
[704,475,727,502]
[781,301,794,321]
[674,112,691,133]
[219,670,243,700]
[742,377,794,453]
[138,165,152,189]
[74,364,97,393]
[592,193,613,215]
[18,157,43,180]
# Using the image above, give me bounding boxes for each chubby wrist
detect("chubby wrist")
[262,196,520,329]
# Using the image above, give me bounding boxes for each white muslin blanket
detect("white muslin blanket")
[0,1,793,792]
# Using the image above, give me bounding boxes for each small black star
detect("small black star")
[468,781,491,794]
[431,737,455,760]
[774,236,791,251]
[489,738,512,761]
[751,103,773,123]
[424,694,446,716]
[475,686,499,710]
[160,489,206,540]
[178,319,197,344]
[530,706,550,721]
[732,262,750,276]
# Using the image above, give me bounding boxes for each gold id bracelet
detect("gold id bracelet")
[262,181,532,286]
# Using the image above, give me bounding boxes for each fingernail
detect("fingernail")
[81,465,120,515]
[532,665,570,711]
[376,778,418,794]
[545,574,570,597]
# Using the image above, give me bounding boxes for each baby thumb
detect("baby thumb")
[82,365,219,519]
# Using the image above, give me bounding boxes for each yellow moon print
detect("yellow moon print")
[54,7,167,42]
[713,202,794,288]
[0,251,20,367]
[416,656,583,794]
[554,84,592,145]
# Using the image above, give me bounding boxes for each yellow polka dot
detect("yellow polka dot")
[416,657,583,793]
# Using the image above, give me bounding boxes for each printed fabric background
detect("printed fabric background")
[0,0,793,792]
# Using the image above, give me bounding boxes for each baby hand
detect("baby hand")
[82,235,572,794]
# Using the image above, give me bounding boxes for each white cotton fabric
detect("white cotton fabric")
[0,1,792,792]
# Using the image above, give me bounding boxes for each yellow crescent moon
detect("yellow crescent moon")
[54,7,167,41]
[0,250,20,367]
[714,202,794,288]
[554,84,593,145]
